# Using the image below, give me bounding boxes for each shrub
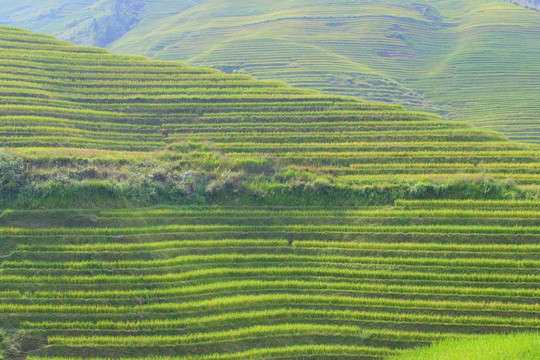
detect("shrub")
[0,150,25,196]
[177,170,207,201]
[206,171,244,196]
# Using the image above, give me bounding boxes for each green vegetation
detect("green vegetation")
[0,149,25,196]
[388,332,540,360]
[0,25,538,359]
[0,25,539,208]
[0,203,538,358]
[511,0,540,10]
[1,0,539,142]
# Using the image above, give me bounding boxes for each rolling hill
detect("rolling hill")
[0,25,539,360]
[0,0,539,143]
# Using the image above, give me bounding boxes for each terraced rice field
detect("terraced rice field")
[3,0,539,142]
[1,25,540,209]
[390,332,540,360]
[0,25,539,359]
[0,200,538,358]
[114,0,540,143]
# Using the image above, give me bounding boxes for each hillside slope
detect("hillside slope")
[1,204,539,360]
[0,0,539,142]
[0,26,539,360]
[0,0,193,48]
[0,25,539,208]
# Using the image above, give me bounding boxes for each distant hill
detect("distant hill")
[0,0,539,143]
[513,0,540,9]
[0,0,185,47]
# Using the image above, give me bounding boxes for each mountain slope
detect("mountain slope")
[0,0,204,47]
[0,0,539,142]
[0,26,539,360]
[0,25,539,208]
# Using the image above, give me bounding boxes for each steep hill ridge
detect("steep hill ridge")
[0,0,539,142]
